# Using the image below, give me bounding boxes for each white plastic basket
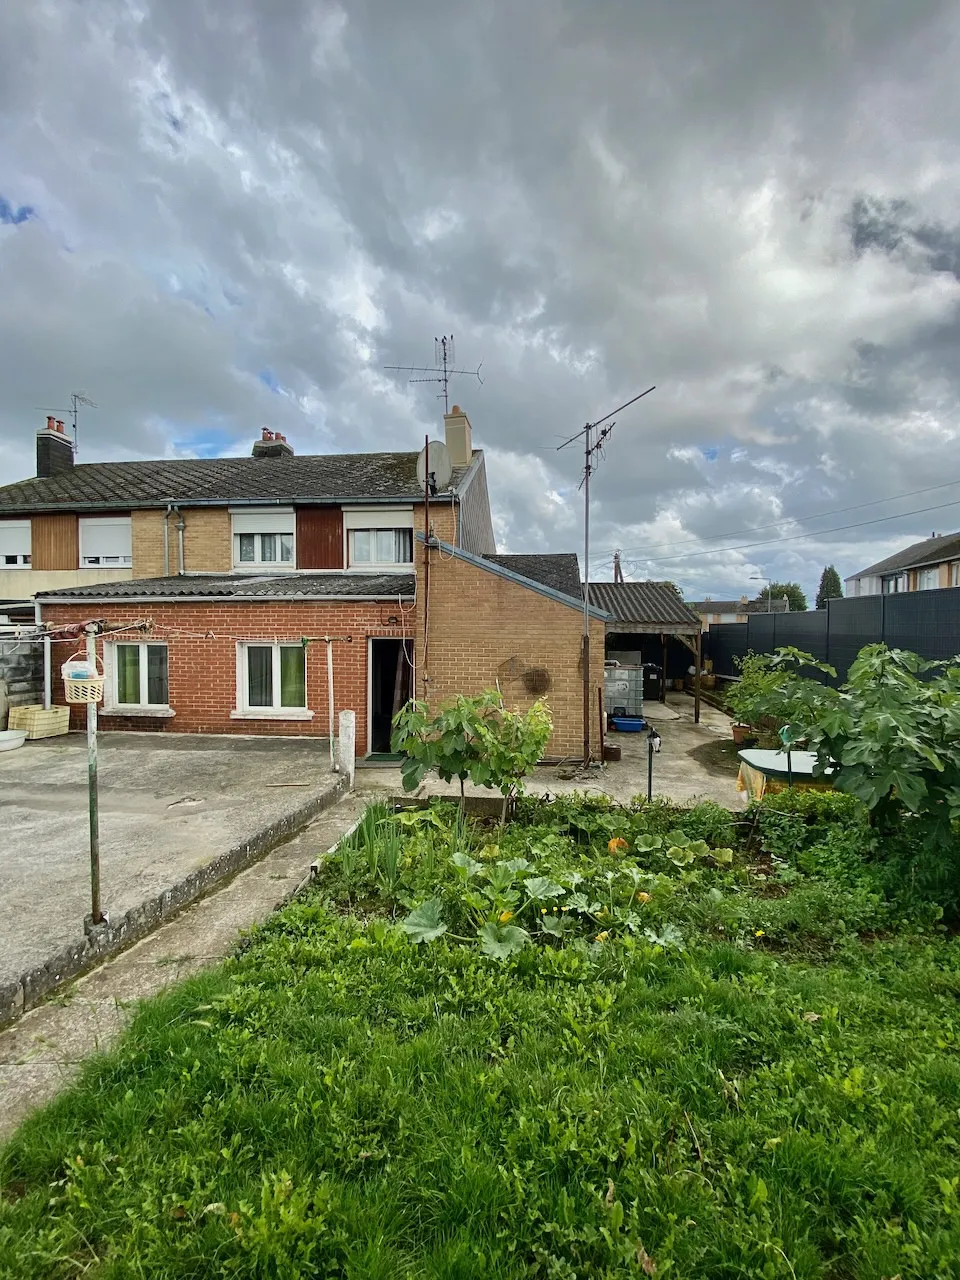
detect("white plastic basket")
[61,653,105,705]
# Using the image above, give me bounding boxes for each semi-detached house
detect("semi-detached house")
[0,408,605,759]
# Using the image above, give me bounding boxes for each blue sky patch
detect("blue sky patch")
[259,369,281,393]
[0,196,35,225]
[700,446,719,462]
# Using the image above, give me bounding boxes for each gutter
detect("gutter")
[0,493,460,516]
[34,592,416,606]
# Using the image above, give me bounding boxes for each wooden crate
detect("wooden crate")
[7,704,71,739]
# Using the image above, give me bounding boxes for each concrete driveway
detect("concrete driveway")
[0,734,340,1010]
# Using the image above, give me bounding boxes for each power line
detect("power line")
[588,476,960,564]
[602,494,960,567]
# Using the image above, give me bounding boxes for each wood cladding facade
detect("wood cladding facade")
[296,507,343,569]
[31,513,79,571]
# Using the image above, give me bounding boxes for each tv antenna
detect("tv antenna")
[558,385,656,764]
[34,392,96,451]
[384,335,483,414]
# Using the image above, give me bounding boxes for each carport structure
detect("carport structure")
[588,582,705,723]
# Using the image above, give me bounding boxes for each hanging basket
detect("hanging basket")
[61,653,105,705]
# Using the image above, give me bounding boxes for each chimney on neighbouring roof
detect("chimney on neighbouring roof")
[252,427,294,459]
[443,404,473,467]
[37,415,74,477]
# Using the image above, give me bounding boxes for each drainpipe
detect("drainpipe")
[163,505,173,576]
[175,506,186,575]
[35,599,52,710]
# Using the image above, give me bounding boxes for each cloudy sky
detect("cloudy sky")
[2,0,960,604]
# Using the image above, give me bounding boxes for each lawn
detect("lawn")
[2,792,960,1278]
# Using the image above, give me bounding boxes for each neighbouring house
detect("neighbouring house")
[845,532,960,597]
[689,596,790,628]
[1,407,606,759]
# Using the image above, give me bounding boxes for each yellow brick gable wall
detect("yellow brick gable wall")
[132,508,232,577]
[418,548,605,760]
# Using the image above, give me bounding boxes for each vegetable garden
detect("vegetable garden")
[3,779,960,1278]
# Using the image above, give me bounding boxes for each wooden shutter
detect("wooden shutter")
[296,507,343,569]
[31,514,79,570]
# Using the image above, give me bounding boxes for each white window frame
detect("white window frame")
[231,641,314,721]
[881,573,907,595]
[0,520,31,568]
[951,563,960,588]
[343,507,414,572]
[78,517,132,568]
[917,567,939,591]
[230,508,296,571]
[347,527,414,569]
[104,641,173,716]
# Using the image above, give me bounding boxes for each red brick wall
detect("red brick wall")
[40,601,417,756]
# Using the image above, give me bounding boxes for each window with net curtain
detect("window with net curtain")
[244,644,306,710]
[348,528,413,566]
[113,643,168,706]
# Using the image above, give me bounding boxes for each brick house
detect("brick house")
[1,408,605,759]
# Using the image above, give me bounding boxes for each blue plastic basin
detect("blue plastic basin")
[609,716,646,732]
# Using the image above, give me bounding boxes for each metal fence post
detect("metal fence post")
[85,625,102,925]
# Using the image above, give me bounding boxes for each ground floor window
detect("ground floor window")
[239,643,306,712]
[109,642,169,707]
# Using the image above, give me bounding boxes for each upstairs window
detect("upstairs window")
[79,517,132,567]
[348,528,413,566]
[0,520,31,568]
[881,573,907,595]
[231,509,295,569]
[236,532,294,565]
[917,567,939,591]
[951,563,960,587]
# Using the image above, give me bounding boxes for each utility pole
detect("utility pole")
[613,550,624,584]
[558,386,655,765]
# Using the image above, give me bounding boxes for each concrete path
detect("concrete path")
[0,734,344,1022]
[0,789,375,1142]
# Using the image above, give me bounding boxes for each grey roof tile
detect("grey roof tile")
[587,581,701,628]
[36,573,415,601]
[0,451,472,513]
[483,553,581,598]
[852,531,960,578]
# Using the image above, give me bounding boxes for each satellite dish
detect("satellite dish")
[416,439,453,495]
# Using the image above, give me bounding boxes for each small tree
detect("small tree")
[754,582,807,613]
[815,565,843,610]
[392,691,553,821]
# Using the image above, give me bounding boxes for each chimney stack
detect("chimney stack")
[252,427,294,459]
[37,415,75,477]
[443,404,473,466]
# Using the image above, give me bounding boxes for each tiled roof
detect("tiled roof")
[690,598,789,615]
[0,451,473,513]
[851,531,960,578]
[35,573,415,601]
[484,553,581,598]
[587,581,701,630]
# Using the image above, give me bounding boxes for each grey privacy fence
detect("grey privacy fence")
[705,589,960,684]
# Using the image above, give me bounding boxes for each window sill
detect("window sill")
[230,709,315,721]
[231,565,296,573]
[102,706,176,718]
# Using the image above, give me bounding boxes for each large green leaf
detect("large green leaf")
[478,922,530,960]
[525,876,566,902]
[451,851,484,879]
[401,899,448,944]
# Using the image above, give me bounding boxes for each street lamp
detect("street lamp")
[750,575,772,612]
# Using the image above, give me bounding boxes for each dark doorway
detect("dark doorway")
[369,638,413,755]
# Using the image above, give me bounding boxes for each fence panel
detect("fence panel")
[882,590,960,664]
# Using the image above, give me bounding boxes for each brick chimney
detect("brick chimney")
[252,428,294,459]
[443,404,473,466]
[37,416,74,477]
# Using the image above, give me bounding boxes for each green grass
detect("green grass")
[2,795,960,1277]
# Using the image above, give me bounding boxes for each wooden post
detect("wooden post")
[660,633,668,702]
[597,686,605,761]
[85,625,102,925]
[694,630,702,725]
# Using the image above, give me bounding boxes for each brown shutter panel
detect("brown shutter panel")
[31,514,79,570]
[296,507,343,569]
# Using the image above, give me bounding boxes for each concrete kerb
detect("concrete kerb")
[0,771,351,1030]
